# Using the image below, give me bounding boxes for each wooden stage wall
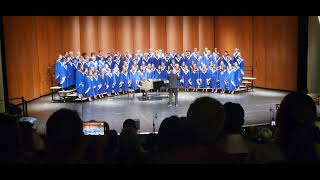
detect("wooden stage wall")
[2,16,298,101]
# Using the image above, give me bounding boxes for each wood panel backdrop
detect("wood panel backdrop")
[3,16,298,101]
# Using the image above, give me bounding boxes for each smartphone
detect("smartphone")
[271,120,276,127]
[82,122,105,135]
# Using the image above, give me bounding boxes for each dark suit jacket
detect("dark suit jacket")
[167,73,180,89]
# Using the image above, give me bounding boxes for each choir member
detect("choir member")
[222,51,230,65]
[154,65,162,80]
[142,53,151,66]
[233,61,242,91]
[113,64,121,96]
[97,68,105,98]
[226,63,236,94]
[76,64,85,99]
[190,64,199,92]
[96,50,103,61]
[219,66,227,94]
[199,64,210,93]
[164,53,171,67]
[55,54,63,84]
[129,65,140,91]
[59,58,68,90]
[114,54,123,72]
[105,55,114,70]
[181,64,191,92]
[175,53,183,66]
[84,69,95,102]
[105,67,114,97]
[120,65,129,94]
[183,50,192,68]
[93,70,99,99]
[145,64,154,80]
[209,63,219,93]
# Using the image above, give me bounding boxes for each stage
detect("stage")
[26,88,298,134]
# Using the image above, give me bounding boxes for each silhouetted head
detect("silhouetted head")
[276,92,318,162]
[187,97,225,145]
[0,114,23,163]
[46,109,83,155]
[223,102,245,134]
[157,116,183,152]
[123,119,137,131]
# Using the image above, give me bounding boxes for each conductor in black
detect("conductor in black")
[167,68,180,107]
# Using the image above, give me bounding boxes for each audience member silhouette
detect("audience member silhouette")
[46,108,86,163]
[276,92,319,162]
[218,102,249,163]
[0,114,23,163]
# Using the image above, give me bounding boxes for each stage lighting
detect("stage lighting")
[318,16,320,24]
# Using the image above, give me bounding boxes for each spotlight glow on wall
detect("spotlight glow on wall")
[318,16,320,24]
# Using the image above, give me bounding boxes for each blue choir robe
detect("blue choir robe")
[199,69,210,88]
[154,69,162,80]
[84,76,95,97]
[55,59,61,82]
[200,54,209,67]
[210,68,219,89]
[190,54,198,66]
[93,75,99,95]
[142,56,151,66]
[213,58,220,67]
[65,61,73,87]
[148,54,156,66]
[139,70,147,81]
[182,69,191,88]
[96,55,102,61]
[169,54,176,63]
[97,74,105,94]
[83,61,90,71]
[237,58,245,74]
[190,70,199,88]
[89,61,98,71]
[113,72,121,93]
[226,69,236,91]
[233,67,241,87]
[69,62,77,87]
[76,70,85,94]
[105,60,114,70]
[105,73,114,93]
[184,55,192,68]
[153,56,162,68]
[97,60,105,70]
[120,71,129,91]
[59,63,68,89]
[129,69,140,90]
[160,68,167,80]
[209,55,215,64]
[219,70,227,90]
[163,70,171,80]
[164,57,171,67]
[114,59,123,72]
[145,69,154,79]
[175,57,183,66]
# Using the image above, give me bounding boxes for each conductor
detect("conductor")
[167,68,180,107]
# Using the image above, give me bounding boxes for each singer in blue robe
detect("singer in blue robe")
[105,59,114,70]
[226,68,236,92]
[154,68,162,80]
[76,69,85,95]
[83,61,90,71]
[145,68,154,79]
[129,69,140,90]
[190,69,199,89]
[97,73,105,95]
[164,56,171,67]
[153,56,161,68]
[219,69,227,91]
[93,74,99,96]
[59,63,68,89]
[200,53,209,68]
[199,68,209,89]
[84,75,95,98]
[176,56,183,66]
[233,66,241,87]
[114,60,123,72]
[105,72,114,94]
[182,68,191,89]
[210,68,219,89]
[55,58,62,83]
[113,71,121,93]
[120,71,129,92]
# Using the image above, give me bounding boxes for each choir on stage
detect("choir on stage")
[54,48,245,101]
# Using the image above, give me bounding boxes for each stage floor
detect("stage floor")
[27,88,295,134]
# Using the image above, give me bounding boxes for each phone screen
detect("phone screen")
[83,122,105,135]
[271,121,276,126]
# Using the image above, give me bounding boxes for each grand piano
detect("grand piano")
[140,79,169,100]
